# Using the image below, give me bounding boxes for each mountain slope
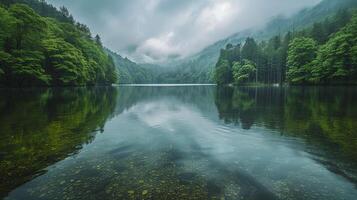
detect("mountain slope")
[157,0,357,83]
[106,49,155,84]
[0,0,117,86]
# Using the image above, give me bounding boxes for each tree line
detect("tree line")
[106,49,155,84]
[214,9,357,85]
[0,0,118,87]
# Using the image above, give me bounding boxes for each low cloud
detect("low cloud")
[48,0,321,63]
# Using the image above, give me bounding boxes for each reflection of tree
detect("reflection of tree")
[284,87,357,164]
[215,87,257,129]
[0,87,117,197]
[232,89,257,129]
[215,86,357,181]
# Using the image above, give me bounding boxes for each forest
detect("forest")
[1,0,356,86]
[0,0,118,87]
[214,9,357,85]
[106,49,155,84]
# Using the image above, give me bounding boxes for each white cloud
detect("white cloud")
[136,32,181,62]
[48,0,322,63]
[197,1,235,31]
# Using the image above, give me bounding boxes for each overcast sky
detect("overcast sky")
[47,0,321,63]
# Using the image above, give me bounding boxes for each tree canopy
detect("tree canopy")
[232,60,257,84]
[286,37,318,84]
[0,2,118,87]
[214,9,357,85]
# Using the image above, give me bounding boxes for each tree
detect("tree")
[242,38,261,83]
[311,12,357,83]
[226,43,233,49]
[280,31,293,83]
[0,68,3,79]
[10,50,51,86]
[326,9,352,35]
[9,4,46,50]
[76,23,91,37]
[105,55,118,84]
[214,59,232,85]
[59,6,69,17]
[0,6,16,50]
[95,34,102,46]
[271,35,281,50]
[241,37,259,62]
[311,22,327,44]
[0,50,50,86]
[262,35,283,84]
[0,3,118,87]
[232,59,257,84]
[0,51,8,81]
[42,38,88,86]
[286,37,318,84]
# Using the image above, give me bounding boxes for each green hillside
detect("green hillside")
[214,9,357,85]
[0,0,118,87]
[156,0,357,84]
[106,49,155,84]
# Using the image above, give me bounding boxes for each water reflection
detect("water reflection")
[1,86,357,200]
[215,86,357,181]
[0,87,117,198]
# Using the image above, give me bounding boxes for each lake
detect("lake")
[1,85,357,200]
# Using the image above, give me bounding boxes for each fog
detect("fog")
[48,0,321,63]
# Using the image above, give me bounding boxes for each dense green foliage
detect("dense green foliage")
[106,49,154,84]
[159,0,357,84]
[10,0,349,85]
[155,59,214,84]
[0,1,117,87]
[310,15,357,83]
[162,0,357,84]
[232,60,257,84]
[0,0,75,23]
[2,0,355,85]
[214,9,357,85]
[214,59,232,85]
[286,37,318,83]
[287,10,357,84]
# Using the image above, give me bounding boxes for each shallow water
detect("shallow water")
[1,86,357,200]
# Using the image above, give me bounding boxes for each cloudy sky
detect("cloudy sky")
[48,0,321,63]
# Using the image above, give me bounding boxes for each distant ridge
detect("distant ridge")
[154,0,357,83]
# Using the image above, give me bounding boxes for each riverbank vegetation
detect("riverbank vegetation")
[0,1,118,87]
[214,9,357,85]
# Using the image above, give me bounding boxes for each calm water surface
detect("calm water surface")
[1,86,357,200]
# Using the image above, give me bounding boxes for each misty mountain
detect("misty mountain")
[152,0,357,83]
[106,49,155,84]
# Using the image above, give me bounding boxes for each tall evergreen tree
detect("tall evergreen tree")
[95,34,102,46]
[241,37,259,62]
[311,22,327,44]
[214,59,232,85]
